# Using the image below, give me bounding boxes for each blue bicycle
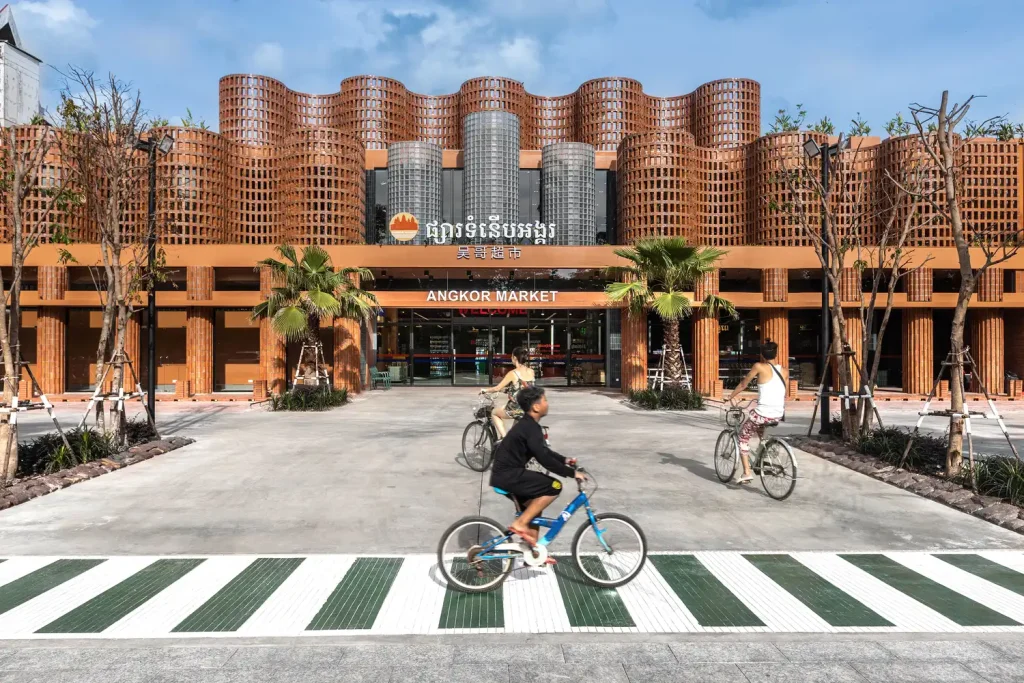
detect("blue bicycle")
[437,465,647,593]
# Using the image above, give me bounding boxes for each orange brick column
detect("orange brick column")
[694,270,720,397]
[186,266,216,396]
[903,268,934,395]
[620,310,647,393]
[973,268,1004,394]
[760,268,790,395]
[36,266,68,396]
[834,268,863,390]
[333,317,362,393]
[124,314,141,386]
[259,267,287,395]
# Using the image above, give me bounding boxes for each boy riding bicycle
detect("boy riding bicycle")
[726,340,787,484]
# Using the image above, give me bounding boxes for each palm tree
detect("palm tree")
[252,245,377,383]
[607,237,734,389]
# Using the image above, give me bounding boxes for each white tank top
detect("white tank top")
[756,364,786,419]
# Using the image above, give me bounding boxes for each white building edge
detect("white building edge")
[0,4,41,126]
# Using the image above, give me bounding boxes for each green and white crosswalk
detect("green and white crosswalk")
[1,551,1024,639]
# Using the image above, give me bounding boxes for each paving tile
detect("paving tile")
[981,640,1024,659]
[877,640,1004,661]
[852,661,987,682]
[0,647,131,670]
[965,661,1024,683]
[454,643,564,663]
[739,662,866,682]
[344,644,457,666]
[510,663,629,683]
[773,640,895,662]
[562,643,676,665]
[221,645,360,669]
[390,663,509,683]
[114,646,238,670]
[624,663,748,682]
[669,642,787,663]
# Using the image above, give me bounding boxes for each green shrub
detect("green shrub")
[965,457,1024,507]
[628,388,705,411]
[16,417,159,478]
[269,386,348,412]
[856,425,947,473]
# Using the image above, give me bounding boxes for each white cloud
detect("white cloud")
[14,0,96,50]
[250,42,285,75]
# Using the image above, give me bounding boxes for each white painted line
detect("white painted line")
[0,557,154,637]
[891,553,1024,626]
[614,561,702,633]
[504,564,571,633]
[104,556,255,638]
[237,556,355,636]
[0,558,59,590]
[373,555,444,635]
[796,553,959,632]
[980,551,1024,575]
[697,552,834,633]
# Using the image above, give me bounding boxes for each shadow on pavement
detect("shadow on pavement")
[658,452,767,498]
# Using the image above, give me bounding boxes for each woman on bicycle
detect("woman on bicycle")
[726,340,787,483]
[480,347,535,440]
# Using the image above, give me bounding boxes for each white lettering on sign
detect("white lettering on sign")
[425,215,555,245]
[429,290,557,304]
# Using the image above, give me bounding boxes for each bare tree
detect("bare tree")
[895,92,1022,476]
[0,125,78,480]
[57,69,151,445]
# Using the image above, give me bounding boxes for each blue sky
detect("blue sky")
[14,0,1024,135]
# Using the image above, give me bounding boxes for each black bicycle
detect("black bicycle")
[461,398,549,472]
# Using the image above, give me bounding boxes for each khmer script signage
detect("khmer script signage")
[426,215,555,245]
[426,290,558,303]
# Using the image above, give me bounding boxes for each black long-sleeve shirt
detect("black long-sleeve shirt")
[490,416,576,482]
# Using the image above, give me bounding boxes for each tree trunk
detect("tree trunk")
[0,279,17,482]
[663,318,683,389]
[947,291,970,476]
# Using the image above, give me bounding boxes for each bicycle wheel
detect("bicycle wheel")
[461,421,494,472]
[437,516,515,593]
[759,438,798,501]
[571,512,647,588]
[714,429,740,482]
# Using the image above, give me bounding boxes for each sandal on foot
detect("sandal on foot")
[734,474,753,484]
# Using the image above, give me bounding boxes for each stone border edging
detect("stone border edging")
[0,437,194,512]
[790,436,1024,535]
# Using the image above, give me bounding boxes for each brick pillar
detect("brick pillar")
[760,268,788,303]
[333,317,362,393]
[187,308,214,395]
[694,270,720,397]
[259,267,287,395]
[1007,311,1024,383]
[838,268,861,303]
[903,267,934,395]
[187,265,215,301]
[835,315,864,391]
[36,309,65,395]
[971,309,1004,395]
[977,268,1004,303]
[38,266,68,300]
[620,310,647,393]
[903,310,934,396]
[760,309,790,394]
[1012,271,1024,294]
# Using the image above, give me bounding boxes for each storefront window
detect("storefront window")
[138,310,187,393]
[216,310,261,392]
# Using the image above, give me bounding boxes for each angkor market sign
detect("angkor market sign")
[426,290,558,303]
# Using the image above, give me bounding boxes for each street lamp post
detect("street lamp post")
[133,133,174,420]
[803,137,848,435]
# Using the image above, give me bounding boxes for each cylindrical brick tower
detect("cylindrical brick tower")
[616,130,698,243]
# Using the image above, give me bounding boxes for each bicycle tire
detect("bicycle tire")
[571,512,648,588]
[714,429,740,482]
[759,438,798,501]
[437,516,514,593]
[462,421,494,472]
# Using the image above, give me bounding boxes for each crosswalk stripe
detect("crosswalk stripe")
[38,559,204,634]
[103,556,255,637]
[939,553,1024,597]
[308,557,401,631]
[373,555,446,634]
[841,554,1019,627]
[174,557,303,633]
[0,558,152,637]
[0,558,63,592]
[0,559,105,617]
[649,555,762,629]
[698,553,833,632]
[614,562,702,633]
[503,565,572,633]
[238,556,354,637]
[553,556,634,630]
[439,560,504,631]
[890,553,1024,628]
[792,552,959,632]
[744,554,892,628]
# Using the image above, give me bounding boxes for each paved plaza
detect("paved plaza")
[2,390,1024,681]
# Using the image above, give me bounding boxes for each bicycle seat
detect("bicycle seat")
[492,487,525,513]
[492,487,510,496]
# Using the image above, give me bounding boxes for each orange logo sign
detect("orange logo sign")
[389,212,419,242]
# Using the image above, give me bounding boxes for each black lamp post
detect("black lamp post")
[802,136,848,435]
[133,133,174,419]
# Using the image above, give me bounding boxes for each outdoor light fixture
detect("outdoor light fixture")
[802,139,821,159]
